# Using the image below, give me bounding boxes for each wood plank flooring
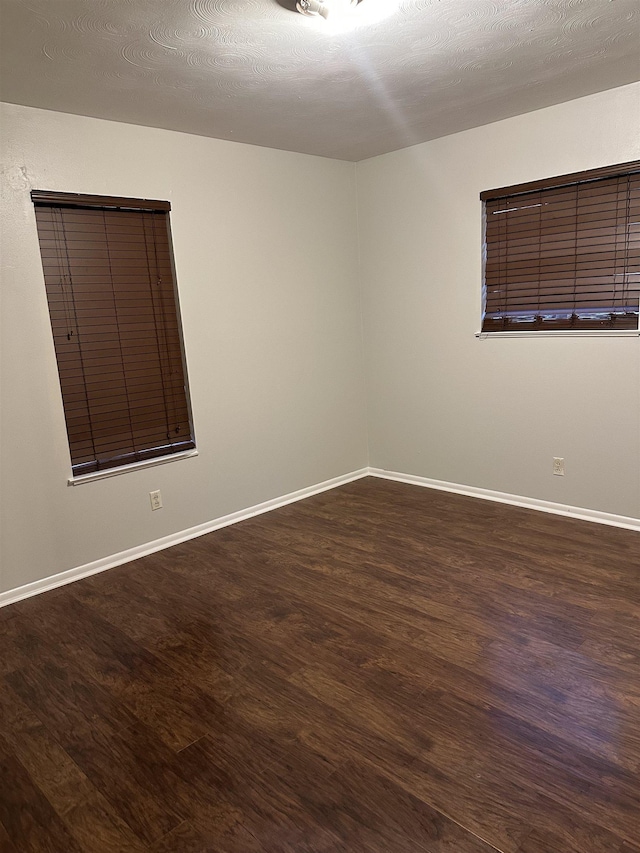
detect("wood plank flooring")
[1,477,639,852]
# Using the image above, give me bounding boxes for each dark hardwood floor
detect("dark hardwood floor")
[1,477,639,852]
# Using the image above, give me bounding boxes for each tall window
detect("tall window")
[32,191,195,477]
[481,161,640,332]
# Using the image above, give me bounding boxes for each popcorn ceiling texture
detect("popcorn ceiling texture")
[0,0,638,160]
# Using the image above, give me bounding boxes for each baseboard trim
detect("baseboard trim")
[368,467,640,532]
[4,465,637,608]
[0,467,369,609]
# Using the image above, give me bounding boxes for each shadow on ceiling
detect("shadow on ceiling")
[274,0,299,11]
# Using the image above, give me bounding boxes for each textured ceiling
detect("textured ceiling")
[1,0,639,161]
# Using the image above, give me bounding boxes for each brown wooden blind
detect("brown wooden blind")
[32,191,195,476]
[481,161,640,332]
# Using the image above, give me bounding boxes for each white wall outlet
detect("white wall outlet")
[553,457,565,476]
[149,489,163,510]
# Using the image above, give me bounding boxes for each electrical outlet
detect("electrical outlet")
[149,489,163,510]
[553,457,565,476]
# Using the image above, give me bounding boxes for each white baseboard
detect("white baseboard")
[0,468,369,609]
[3,465,637,609]
[368,467,640,532]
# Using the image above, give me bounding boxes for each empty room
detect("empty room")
[1,0,639,851]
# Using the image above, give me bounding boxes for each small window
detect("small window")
[32,191,195,477]
[480,161,640,333]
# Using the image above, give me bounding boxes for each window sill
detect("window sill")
[67,449,198,486]
[475,330,640,339]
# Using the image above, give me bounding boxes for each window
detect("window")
[480,161,640,333]
[32,191,195,478]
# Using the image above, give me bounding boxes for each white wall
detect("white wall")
[357,82,640,519]
[0,103,368,594]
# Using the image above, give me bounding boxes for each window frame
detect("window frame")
[32,190,197,483]
[479,160,640,337]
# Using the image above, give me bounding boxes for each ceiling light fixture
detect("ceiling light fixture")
[296,0,360,21]
[294,0,398,33]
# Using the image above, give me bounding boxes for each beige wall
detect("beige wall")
[2,84,639,597]
[0,103,368,593]
[357,82,640,518]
